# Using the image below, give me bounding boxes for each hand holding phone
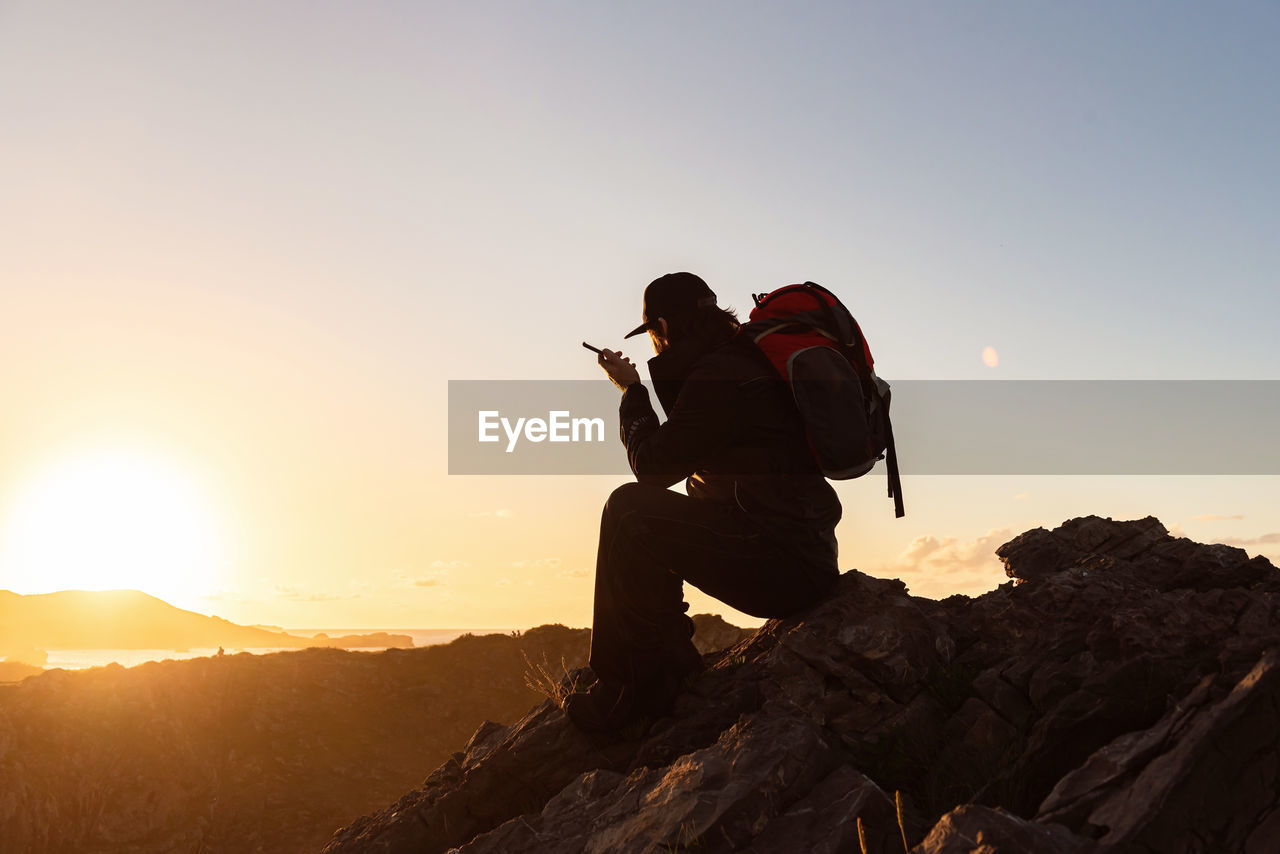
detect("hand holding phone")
[587,342,640,391]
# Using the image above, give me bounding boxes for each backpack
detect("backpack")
[737,282,904,518]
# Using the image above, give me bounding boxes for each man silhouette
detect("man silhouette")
[563,272,842,732]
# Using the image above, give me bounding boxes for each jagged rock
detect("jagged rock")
[911,804,1096,853]
[326,700,636,853]
[457,712,870,853]
[995,515,1170,582]
[1039,650,1280,852]
[324,516,1280,853]
[743,764,899,854]
[690,612,755,655]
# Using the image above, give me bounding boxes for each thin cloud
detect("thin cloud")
[389,561,462,590]
[1211,533,1280,566]
[272,585,356,602]
[1214,533,1280,547]
[874,528,1014,600]
[1193,514,1246,522]
[468,508,512,519]
[556,568,590,579]
[202,589,253,604]
[513,558,562,569]
[396,568,451,589]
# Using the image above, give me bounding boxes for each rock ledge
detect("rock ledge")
[324,516,1280,853]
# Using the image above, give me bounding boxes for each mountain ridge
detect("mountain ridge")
[0,588,412,658]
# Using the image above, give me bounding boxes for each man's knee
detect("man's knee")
[601,481,661,528]
[600,482,679,559]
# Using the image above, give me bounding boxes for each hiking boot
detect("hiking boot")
[562,679,645,733]
[647,652,704,717]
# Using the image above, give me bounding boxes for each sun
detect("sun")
[0,449,228,607]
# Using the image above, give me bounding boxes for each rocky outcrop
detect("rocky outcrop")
[690,612,756,655]
[324,516,1280,853]
[306,631,417,649]
[912,805,1094,854]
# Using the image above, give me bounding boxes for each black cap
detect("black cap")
[623,272,717,339]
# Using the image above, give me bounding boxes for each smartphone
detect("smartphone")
[582,341,604,354]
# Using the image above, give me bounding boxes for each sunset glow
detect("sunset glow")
[0,2,1275,631]
[0,450,227,607]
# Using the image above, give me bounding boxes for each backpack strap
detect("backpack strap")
[884,416,904,518]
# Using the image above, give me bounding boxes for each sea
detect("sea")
[39,628,515,671]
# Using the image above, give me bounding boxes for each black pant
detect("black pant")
[589,481,837,694]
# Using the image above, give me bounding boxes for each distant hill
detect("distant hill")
[0,660,42,682]
[0,625,592,854]
[0,589,411,658]
[0,618,749,854]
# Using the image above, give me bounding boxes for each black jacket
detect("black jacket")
[618,331,842,570]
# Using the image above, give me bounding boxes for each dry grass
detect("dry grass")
[660,820,706,852]
[521,650,585,705]
[901,793,911,850]
[852,793,912,854]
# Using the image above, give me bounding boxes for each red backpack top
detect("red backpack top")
[738,282,904,518]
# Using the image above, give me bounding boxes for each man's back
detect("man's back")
[620,331,842,570]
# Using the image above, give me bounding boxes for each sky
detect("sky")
[1,1,1277,629]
